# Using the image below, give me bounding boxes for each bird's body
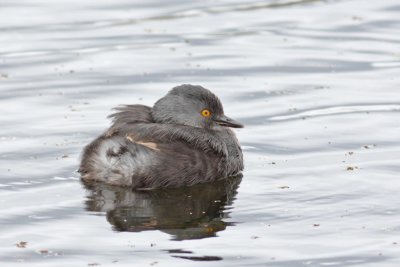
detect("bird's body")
[79,85,243,189]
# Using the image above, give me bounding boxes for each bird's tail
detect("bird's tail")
[79,136,139,186]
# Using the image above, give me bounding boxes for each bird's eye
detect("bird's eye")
[201,109,212,117]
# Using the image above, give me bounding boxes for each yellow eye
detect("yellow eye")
[201,109,212,117]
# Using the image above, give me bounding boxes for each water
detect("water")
[1,0,400,266]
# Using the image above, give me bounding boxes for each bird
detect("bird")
[79,84,243,189]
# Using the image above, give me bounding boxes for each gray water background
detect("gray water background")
[1,0,400,266]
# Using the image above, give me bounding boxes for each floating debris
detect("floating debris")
[352,16,363,21]
[278,185,290,189]
[16,241,27,248]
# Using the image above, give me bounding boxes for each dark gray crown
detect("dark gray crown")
[168,84,224,114]
[152,84,224,128]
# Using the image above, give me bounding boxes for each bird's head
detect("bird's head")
[152,84,243,129]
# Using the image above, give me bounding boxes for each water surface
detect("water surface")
[1,0,400,266]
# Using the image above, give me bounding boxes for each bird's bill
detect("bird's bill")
[214,115,244,128]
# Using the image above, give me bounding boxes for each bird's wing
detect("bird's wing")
[108,104,154,128]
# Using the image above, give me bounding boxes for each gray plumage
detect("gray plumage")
[79,84,243,189]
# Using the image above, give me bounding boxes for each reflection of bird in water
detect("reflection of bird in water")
[79,84,243,189]
[84,175,242,240]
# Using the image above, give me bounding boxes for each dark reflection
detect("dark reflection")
[172,255,223,261]
[83,175,242,240]
[164,249,223,261]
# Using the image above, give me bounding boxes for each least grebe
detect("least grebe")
[79,84,243,189]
